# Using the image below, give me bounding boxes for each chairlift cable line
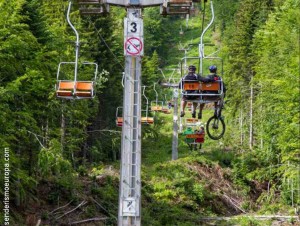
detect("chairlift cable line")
[201,0,206,35]
[86,16,125,70]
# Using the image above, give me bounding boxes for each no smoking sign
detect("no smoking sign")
[124,37,143,56]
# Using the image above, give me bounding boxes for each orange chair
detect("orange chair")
[116,117,123,127]
[186,133,204,139]
[56,81,75,98]
[200,82,220,92]
[141,117,154,124]
[183,82,200,91]
[151,106,163,111]
[74,82,94,98]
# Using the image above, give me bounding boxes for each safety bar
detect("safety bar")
[82,62,98,81]
[142,86,149,118]
[121,72,125,88]
[57,61,98,80]
[116,106,123,118]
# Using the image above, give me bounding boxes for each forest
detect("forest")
[0,0,299,225]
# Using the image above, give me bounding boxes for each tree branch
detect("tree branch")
[69,217,108,225]
[55,200,87,220]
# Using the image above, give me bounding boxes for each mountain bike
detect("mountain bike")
[206,99,225,140]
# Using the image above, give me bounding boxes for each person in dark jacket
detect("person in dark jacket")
[179,65,199,118]
[197,65,226,119]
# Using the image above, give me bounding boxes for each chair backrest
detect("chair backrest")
[56,81,75,98]
[186,134,204,139]
[186,118,199,124]
[116,117,123,127]
[200,82,220,91]
[141,117,154,124]
[183,82,200,91]
[76,82,93,90]
[151,106,162,111]
[58,81,75,90]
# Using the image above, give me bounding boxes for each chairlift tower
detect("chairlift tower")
[78,0,198,225]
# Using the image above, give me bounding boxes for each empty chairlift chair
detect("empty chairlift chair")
[116,107,123,127]
[56,62,98,99]
[55,1,98,100]
[56,80,75,98]
[160,0,195,16]
[75,62,98,99]
[78,0,109,15]
[150,83,164,112]
[150,101,163,112]
[142,86,154,125]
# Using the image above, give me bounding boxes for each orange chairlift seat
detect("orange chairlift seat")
[56,81,75,98]
[160,0,195,16]
[185,118,200,126]
[142,86,154,125]
[116,107,123,127]
[151,83,164,112]
[181,80,223,101]
[186,133,204,139]
[151,101,163,112]
[75,81,94,98]
[55,2,98,100]
[151,101,171,114]
[78,0,109,15]
[160,94,172,114]
[141,117,154,124]
[115,107,154,126]
[161,108,171,114]
[186,133,205,144]
[56,62,98,99]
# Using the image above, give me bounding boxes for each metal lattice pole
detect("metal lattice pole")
[172,89,179,160]
[118,8,142,226]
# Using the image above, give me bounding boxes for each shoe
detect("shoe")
[198,112,202,119]
[192,111,196,118]
[180,111,185,117]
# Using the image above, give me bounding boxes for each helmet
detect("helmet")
[188,65,196,71]
[209,65,217,73]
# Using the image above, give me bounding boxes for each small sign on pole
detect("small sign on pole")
[124,9,144,56]
[122,198,137,216]
[125,37,143,56]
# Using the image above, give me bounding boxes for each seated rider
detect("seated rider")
[193,125,205,150]
[179,65,199,118]
[198,65,226,119]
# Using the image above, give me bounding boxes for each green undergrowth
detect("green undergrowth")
[138,112,252,225]
[29,110,294,225]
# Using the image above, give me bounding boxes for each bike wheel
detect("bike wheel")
[206,116,225,140]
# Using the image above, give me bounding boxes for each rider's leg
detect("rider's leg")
[198,103,205,119]
[180,100,187,117]
[192,102,197,118]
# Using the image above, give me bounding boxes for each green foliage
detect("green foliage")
[1,0,299,224]
[37,139,75,187]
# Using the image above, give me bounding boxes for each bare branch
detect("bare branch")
[50,200,73,214]
[27,130,46,149]
[55,200,87,220]
[91,197,117,221]
[69,217,108,225]
[87,129,121,134]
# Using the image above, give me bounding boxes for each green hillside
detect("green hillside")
[0,0,299,225]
